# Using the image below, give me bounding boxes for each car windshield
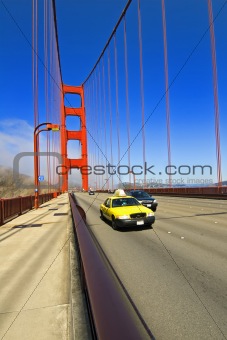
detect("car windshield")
[112,197,140,207]
[131,191,151,198]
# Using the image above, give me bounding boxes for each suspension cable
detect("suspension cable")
[83,0,132,85]
[114,34,121,184]
[137,0,146,188]
[102,58,109,190]
[107,47,114,190]
[123,16,131,185]
[161,0,172,187]
[207,0,222,186]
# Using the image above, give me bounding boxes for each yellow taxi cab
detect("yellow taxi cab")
[100,189,155,230]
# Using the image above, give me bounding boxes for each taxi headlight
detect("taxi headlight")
[147,212,154,217]
[116,215,130,219]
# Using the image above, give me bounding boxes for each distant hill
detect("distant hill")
[0,166,60,198]
[119,180,227,190]
[0,166,34,198]
[217,181,227,186]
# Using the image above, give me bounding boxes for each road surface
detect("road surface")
[75,192,227,340]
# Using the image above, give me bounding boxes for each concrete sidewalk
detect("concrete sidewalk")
[0,194,75,339]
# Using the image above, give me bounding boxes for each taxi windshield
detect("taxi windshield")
[112,197,139,207]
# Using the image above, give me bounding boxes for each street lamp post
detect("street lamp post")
[34,122,60,209]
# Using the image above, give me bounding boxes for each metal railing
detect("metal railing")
[145,186,227,198]
[0,193,60,226]
[97,186,227,199]
[69,193,149,340]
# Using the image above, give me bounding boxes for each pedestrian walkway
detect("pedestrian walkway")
[0,194,73,340]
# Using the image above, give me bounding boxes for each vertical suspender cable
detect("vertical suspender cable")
[44,0,51,192]
[33,0,37,127]
[102,58,109,191]
[82,0,133,190]
[89,80,93,180]
[35,0,38,128]
[51,0,64,192]
[92,76,96,189]
[32,0,40,178]
[32,0,39,128]
[95,70,101,190]
[51,4,57,189]
[123,16,131,185]
[93,78,97,189]
[108,47,114,190]
[137,0,146,188]
[84,82,90,187]
[83,0,132,85]
[114,34,121,184]
[98,65,104,189]
[51,1,60,190]
[161,0,172,187]
[207,0,222,187]
[50,5,55,188]
[32,0,35,126]
[50,1,60,191]
[51,2,55,190]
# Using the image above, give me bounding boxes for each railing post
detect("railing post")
[0,199,4,226]
[19,196,22,215]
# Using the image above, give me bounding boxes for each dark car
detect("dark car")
[88,189,95,195]
[126,190,158,212]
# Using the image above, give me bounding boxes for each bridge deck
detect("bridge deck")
[0,194,87,340]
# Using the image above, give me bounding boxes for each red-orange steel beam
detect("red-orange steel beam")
[65,107,83,116]
[69,159,85,168]
[67,130,82,140]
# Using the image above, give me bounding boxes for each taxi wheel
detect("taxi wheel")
[111,217,118,230]
[100,210,104,220]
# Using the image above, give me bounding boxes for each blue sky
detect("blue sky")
[0,0,226,188]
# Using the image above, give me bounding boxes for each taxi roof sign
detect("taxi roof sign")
[113,189,127,197]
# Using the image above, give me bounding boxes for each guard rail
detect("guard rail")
[0,192,60,226]
[69,193,151,339]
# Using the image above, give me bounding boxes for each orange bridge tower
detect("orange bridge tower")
[60,84,88,192]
